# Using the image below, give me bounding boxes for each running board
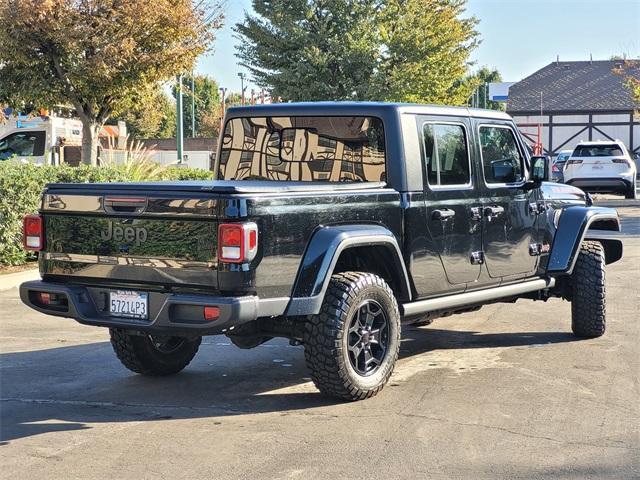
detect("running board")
[401,278,556,317]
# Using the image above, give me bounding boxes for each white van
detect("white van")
[1,115,213,170]
[0,115,82,165]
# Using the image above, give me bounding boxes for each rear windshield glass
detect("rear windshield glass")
[217,116,386,182]
[572,144,624,157]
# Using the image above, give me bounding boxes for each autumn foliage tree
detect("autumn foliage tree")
[613,60,640,109]
[0,0,223,165]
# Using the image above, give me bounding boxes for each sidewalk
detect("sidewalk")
[0,269,40,291]
[593,199,640,208]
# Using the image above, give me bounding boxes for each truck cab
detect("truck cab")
[20,102,623,400]
[0,115,82,165]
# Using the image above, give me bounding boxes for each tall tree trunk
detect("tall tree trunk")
[81,120,101,166]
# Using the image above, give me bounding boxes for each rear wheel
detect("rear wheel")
[570,241,606,338]
[625,181,637,199]
[303,272,401,401]
[109,329,201,375]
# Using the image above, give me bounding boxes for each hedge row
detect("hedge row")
[0,161,214,266]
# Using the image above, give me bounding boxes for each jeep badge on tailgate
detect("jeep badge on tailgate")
[101,221,148,246]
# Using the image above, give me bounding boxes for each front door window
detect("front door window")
[479,126,524,185]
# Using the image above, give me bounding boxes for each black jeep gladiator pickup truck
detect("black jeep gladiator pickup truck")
[20,102,623,401]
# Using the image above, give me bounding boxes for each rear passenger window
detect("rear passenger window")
[479,125,524,184]
[422,124,470,187]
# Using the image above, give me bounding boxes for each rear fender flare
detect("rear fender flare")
[285,225,411,316]
[547,206,621,274]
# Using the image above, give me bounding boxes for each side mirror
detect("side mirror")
[529,155,549,183]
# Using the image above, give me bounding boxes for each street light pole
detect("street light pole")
[238,72,245,105]
[191,73,196,138]
[219,87,227,134]
[176,75,184,163]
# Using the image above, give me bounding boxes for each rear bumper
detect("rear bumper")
[19,280,289,336]
[565,177,633,193]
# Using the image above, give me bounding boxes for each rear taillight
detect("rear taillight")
[218,222,258,263]
[32,291,68,310]
[612,158,630,166]
[566,159,583,165]
[552,164,559,172]
[23,215,43,251]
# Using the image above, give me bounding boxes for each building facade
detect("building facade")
[507,60,639,157]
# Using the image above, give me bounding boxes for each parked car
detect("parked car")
[19,103,623,401]
[563,140,637,199]
[551,149,572,182]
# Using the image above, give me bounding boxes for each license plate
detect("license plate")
[592,165,604,169]
[109,290,148,319]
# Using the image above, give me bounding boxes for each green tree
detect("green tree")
[225,92,244,106]
[172,74,221,137]
[375,0,479,104]
[0,0,223,165]
[117,86,177,139]
[236,0,479,104]
[465,67,504,111]
[235,0,381,101]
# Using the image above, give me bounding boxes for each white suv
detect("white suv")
[563,140,637,199]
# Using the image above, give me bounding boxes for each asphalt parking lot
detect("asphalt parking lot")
[1,206,639,479]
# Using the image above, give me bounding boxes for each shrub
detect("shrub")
[0,161,214,266]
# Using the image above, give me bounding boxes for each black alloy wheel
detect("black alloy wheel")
[347,300,390,376]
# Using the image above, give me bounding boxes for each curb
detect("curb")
[593,200,640,208]
[0,269,40,291]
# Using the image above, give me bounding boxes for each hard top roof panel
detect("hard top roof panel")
[225,101,512,121]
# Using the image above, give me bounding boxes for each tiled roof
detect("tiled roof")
[507,60,639,113]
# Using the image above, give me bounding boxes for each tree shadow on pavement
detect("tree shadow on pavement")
[0,327,582,444]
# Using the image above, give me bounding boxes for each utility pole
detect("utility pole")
[176,75,184,163]
[219,87,227,134]
[238,72,245,105]
[191,73,196,138]
[484,83,488,109]
[537,91,543,155]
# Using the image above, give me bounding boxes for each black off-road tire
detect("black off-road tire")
[109,329,201,376]
[570,241,606,338]
[303,272,401,401]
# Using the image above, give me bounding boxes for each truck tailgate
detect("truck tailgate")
[40,186,219,289]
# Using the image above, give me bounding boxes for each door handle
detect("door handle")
[431,209,456,220]
[483,206,504,220]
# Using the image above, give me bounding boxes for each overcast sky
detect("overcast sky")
[197,0,640,93]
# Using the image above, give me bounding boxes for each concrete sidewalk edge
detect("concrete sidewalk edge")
[0,269,40,291]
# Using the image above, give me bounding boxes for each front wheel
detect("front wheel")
[109,329,201,375]
[303,272,401,401]
[570,241,606,338]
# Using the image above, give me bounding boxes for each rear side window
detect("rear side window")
[479,125,524,184]
[572,144,624,157]
[217,116,386,182]
[0,131,46,160]
[422,123,470,187]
